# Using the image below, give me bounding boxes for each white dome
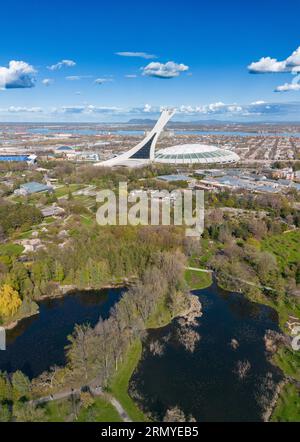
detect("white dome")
[155,143,239,164]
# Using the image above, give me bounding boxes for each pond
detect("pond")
[129,282,283,422]
[0,287,124,379]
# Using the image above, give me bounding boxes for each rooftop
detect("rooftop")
[20,181,53,194]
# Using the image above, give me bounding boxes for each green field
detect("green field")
[108,340,148,422]
[77,397,121,422]
[272,383,300,422]
[54,184,82,198]
[41,399,73,422]
[262,230,300,273]
[185,269,212,290]
[273,346,300,381]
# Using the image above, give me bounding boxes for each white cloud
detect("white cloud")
[0,60,36,89]
[143,104,152,112]
[0,106,43,113]
[66,75,92,80]
[176,102,243,115]
[42,78,54,86]
[251,100,265,105]
[2,101,300,121]
[116,52,157,59]
[59,105,121,114]
[248,46,300,73]
[125,74,137,78]
[47,59,76,71]
[275,82,300,92]
[286,47,300,68]
[142,61,189,78]
[248,57,287,73]
[94,78,113,85]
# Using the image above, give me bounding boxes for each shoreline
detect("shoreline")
[2,273,293,422]
[122,277,291,422]
[108,290,202,421]
[3,279,130,331]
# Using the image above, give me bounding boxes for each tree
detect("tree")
[66,324,98,381]
[11,371,31,401]
[0,404,11,422]
[80,392,94,409]
[0,284,22,318]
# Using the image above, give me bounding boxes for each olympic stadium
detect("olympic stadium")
[155,143,239,165]
[95,110,240,167]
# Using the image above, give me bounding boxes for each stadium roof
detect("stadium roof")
[155,144,239,164]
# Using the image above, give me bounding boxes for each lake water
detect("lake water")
[129,282,283,422]
[0,287,123,379]
[0,283,283,421]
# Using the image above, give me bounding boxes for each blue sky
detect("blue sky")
[1,0,300,122]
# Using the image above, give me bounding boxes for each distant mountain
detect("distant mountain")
[127,118,157,124]
[127,118,243,126]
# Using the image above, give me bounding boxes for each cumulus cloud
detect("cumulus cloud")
[248,57,287,73]
[142,61,189,78]
[248,46,300,74]
[116,52,157,59]
[175,102,243,115]
[47,59,76,71]
[248,46,300,92]
[285,47,300,68]
[42,78,54,86]
[0,60,36,89]
[2,101,300,121]
[275,82,300,92]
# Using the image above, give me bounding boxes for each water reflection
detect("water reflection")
[0,288,123,379]
[130,282,283,422]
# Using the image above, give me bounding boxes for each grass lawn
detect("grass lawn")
[272,383,300,422]
[77,397,121,422]
[273,346,300,381]
[80,214,94,226]
[54,184,82,198]
[0,242,24,256]
[185,269,212,290]
[108,340,148,422]
[41,399,73,422]
[262,230,300,273]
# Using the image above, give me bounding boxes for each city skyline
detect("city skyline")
[1,0,300,122]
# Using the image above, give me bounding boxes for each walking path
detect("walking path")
[30,383,132,422]
[185,266,213,273]
[186,266,275,292]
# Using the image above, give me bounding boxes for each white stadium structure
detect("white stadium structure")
[95,110,239,167]
[155,143,239,164]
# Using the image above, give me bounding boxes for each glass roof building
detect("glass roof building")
[155,144,239,165]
